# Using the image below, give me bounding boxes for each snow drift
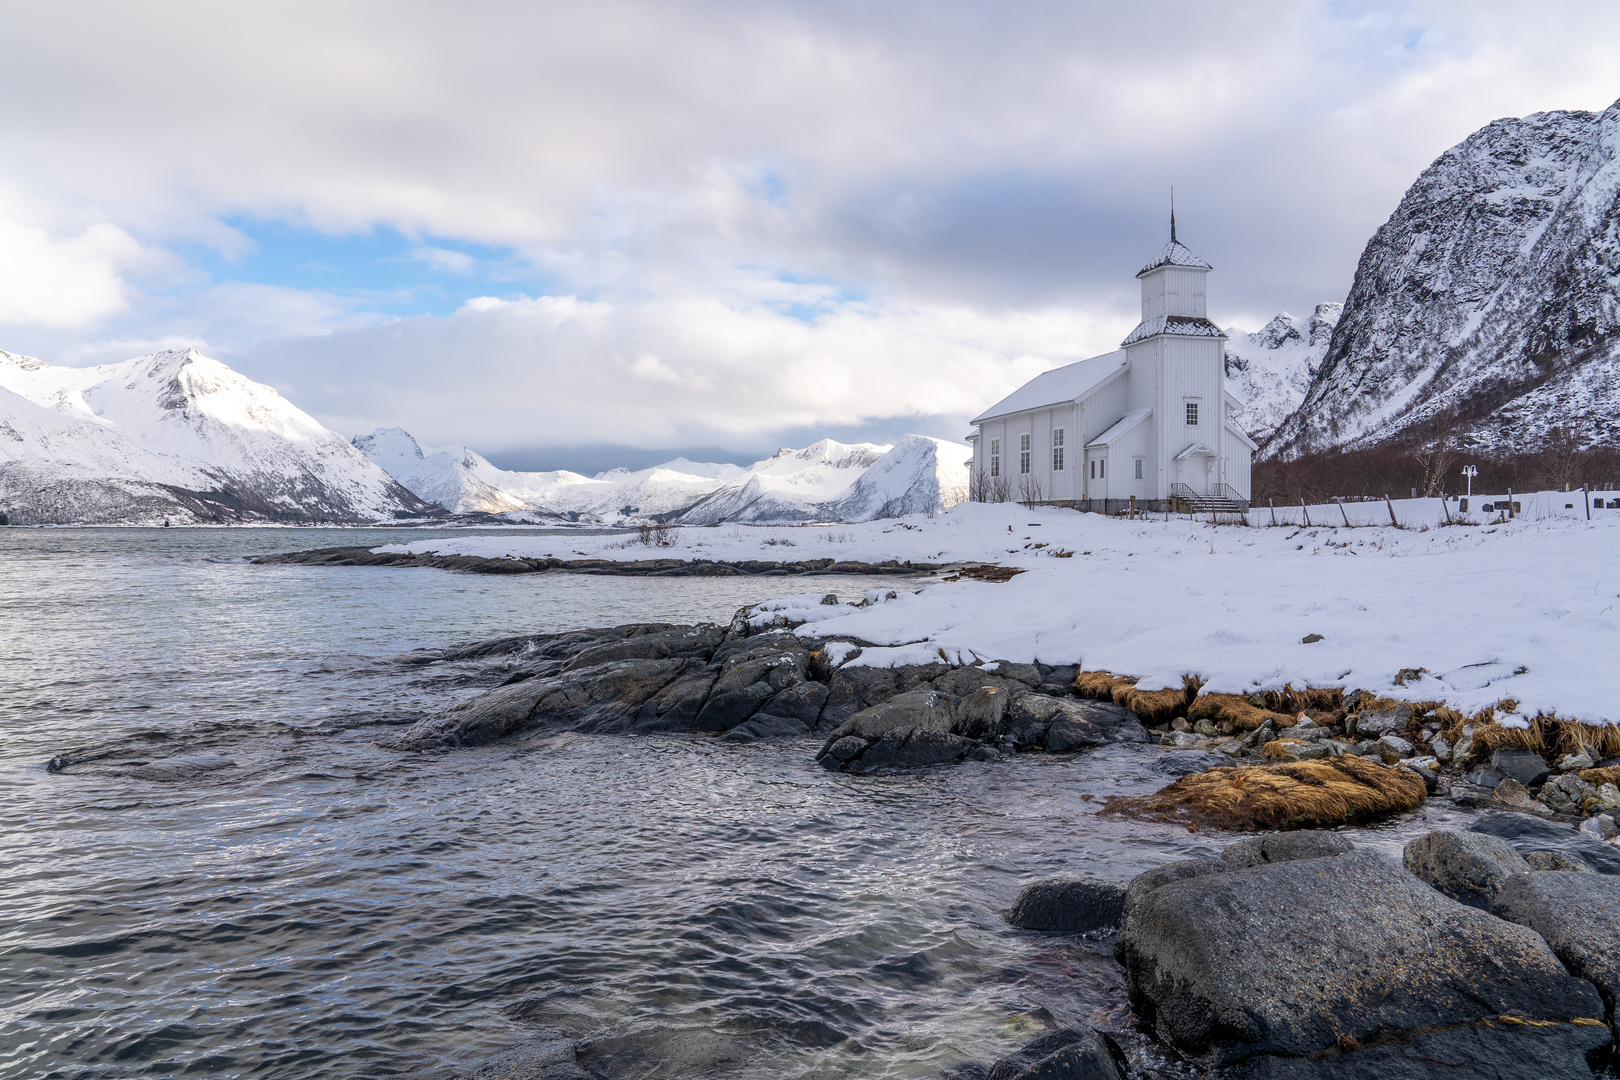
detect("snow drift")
[0,349,428,524]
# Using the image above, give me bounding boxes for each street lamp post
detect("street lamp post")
[1462,465,1477,498]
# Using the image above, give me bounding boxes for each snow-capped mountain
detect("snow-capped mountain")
[0,349,428,524]
[355,429,969,524]
[1270,96,1620,457]
[1224,303,1341,444]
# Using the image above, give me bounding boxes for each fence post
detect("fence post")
[1584,486,1591,521]
[1508,487,1514,519]
[1269,497,1276,527]
[1301,498,1311,528]
[1385,494,1398,527]
[1339,501,1352,528]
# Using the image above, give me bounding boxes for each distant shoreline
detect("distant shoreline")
[253,544,952,577]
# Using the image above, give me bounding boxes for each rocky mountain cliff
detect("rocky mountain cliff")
[1269,97,1620,457]
[1224,303,1341,445]
[0,349,429,524]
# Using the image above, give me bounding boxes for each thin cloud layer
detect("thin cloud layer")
[1,1,1618,455]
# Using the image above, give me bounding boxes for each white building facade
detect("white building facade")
[967,231,1255,509]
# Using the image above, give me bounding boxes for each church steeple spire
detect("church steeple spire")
[1170,187,1177,243]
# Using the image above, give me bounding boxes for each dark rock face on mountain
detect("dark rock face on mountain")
[1270,97,1620,457]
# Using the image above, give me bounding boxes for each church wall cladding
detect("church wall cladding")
[1223,423,1255,500]
[1141,266,1207,319]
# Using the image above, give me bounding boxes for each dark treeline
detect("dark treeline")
[1254,440,1620,504]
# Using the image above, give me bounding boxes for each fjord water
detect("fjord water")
[0,528,1454,1079]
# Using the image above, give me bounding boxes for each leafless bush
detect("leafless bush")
[1017,472,1045,506]
[1409,409,1458,497]
[635,520,676,546]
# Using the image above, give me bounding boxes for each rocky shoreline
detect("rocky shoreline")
[397,600,1620,1078]
[253,544,965,577]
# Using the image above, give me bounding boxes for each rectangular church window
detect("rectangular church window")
[1185,402,1199,426]
[1019,433,1031,475]
[1051,428,1064,471]
[989,438,1000,478]
[1134,458,1144,479]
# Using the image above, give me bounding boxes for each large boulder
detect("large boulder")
[692,632,814,732]
[559,623,725,671]
[815,689,975,772]
[1116,848,1610,1074]
[1005,876,1126,933]
[1493,871,1620,1030]
[1402,829,1534,909]
[1469,812,1620,875]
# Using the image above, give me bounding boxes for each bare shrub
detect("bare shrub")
[1016,472,1045,506]
[1409,409,1458,497]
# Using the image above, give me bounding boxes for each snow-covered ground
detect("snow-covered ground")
[374,493,1620,726]
[354,427,970,524]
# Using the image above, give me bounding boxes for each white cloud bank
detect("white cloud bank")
[248,289,1108,453]
[3,1,1620,453]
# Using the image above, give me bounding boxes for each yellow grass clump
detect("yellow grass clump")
[1071,671,1200,723]
[1188,693,1298,732]
[1578,766,1620,787]
[1249,686,1344,715]
[1464,715,1620,767]
[1105,755,1428,832]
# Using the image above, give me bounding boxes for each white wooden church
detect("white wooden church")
[968,225,1254,509]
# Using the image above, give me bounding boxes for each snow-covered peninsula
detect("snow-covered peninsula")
[345,493,1620,727]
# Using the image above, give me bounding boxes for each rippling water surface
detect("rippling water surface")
[0,527,1468,1079]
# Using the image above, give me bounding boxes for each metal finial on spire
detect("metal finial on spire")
[1170,187,1177,243]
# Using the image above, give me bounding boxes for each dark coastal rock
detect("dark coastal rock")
[397,657,699,748]
[1220,832,1355,869]
[1005,876,1126,933]
[819,663,950,728]
[1401,829,1534,909]
[255,545,948,579]
[1492,747,1552,786]
[1009,696,1147,752]
[1115,848,1609,1073]
[1149,750,1229,777]
[984,1026,1123,1080]
[718,713,814,742]
[1349,704,1410,736]
[559,623,725,671]
[1469,811,1620,875]
[1493,871,1620,1029]
[1120,856,1229,923]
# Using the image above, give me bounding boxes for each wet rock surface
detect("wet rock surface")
[1402,828,1534,909]
[1005,877,1127,934]
[1493,871,1620,1030]
[1115,847,1611,1075]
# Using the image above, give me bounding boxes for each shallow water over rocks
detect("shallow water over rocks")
[0,527,1477,1079]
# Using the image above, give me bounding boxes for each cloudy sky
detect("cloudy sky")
[3,1,1618,471]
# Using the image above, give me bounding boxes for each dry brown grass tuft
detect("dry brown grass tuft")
[1115,677,1199,723]
[1579,766,1620,787]
[1072,670,1133,700]
[1072,671,1198,723]
[1105,755,1428,832]
[1188,693,1297,731]
[1261,739,1309,760]
[1249,686,1344,714]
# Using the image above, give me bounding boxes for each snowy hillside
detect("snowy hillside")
[355,429,969,524]
[1271,96,1620,456]
[1224,304,1340,445]
[0,349,427,524]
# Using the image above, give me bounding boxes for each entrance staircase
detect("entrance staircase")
[1170,483,1249,514]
